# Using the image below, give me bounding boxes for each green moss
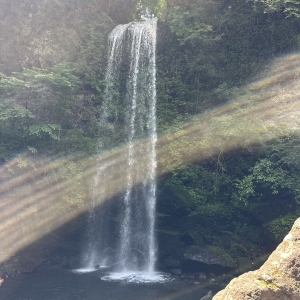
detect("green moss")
[257,279,279,290]
[263,214,299,243]
[208,246,236,268]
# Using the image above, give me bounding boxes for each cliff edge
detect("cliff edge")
[213,217,300,300]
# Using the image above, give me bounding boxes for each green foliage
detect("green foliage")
[213,82,239,101]
[74,12,114,91]
[156,0,300,129]
[0,63,101,159]
[0,0,116,159]
[58,129,98,154]
[29,124,61,140]
[135,0,167,19]
[166,164,234,205]
[22,65,79,89]
[154,0,167,18]
[253,0,300,18]
[0,73,29,93]
[0,108,33,121]
[156,1,300,239]
[232,130,300,207]
[235,158,291,203]
[167,1,218,46]
[0,106,34,160]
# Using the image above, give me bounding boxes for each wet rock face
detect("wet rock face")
[213,218,300,300]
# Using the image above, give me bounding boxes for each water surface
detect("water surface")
[0,266,214,300]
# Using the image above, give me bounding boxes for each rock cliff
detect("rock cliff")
[213,217,300,299]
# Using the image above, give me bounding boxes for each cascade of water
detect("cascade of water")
[117,18,158,274]
[82,17,158,277]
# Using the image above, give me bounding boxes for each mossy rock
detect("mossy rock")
[184,245,236,268]
[263,213,299,244]
[208,246,236,268]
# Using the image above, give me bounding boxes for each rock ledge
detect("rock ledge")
[213,217,300,300]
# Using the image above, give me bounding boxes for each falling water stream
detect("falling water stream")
[118,17,158,275]
[80,17,159,281]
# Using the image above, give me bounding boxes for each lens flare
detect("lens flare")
[0,53,300,271]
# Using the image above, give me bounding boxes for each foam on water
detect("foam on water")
[101,271,173,284]
[72,266,109,274]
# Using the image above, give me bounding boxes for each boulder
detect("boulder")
[213,217,300,300]
[184,245,236,268]
[200,290,213,300]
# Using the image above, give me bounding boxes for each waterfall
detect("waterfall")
[117,19,158,274]
[81,17,158,276]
